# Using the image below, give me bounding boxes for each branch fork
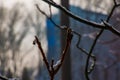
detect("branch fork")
[33,27,73,80]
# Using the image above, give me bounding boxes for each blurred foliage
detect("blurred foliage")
[0,2,47,79]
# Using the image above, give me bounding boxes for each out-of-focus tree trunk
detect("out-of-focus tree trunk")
[60,0,71,80]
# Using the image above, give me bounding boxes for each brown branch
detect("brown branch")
[54,28,73,74]
[36,4,97,78]
[36,4,95,59]
[34,36,51,74]
[33,28,73,80]
[35,0,120,80]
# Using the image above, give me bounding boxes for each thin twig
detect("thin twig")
[36,4,97,78]
[85,29,103,80]
[36,4,62,29]
[35,0,120,80]
[33,28,73,80]
[54,28,73,74]
[34,36,51,74]
[49,0,53,17]
[36,4,95,60]
[42,0,120,37]
[76,34,95,58]
[85,0,119,79]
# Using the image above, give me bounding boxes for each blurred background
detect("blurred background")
[0,0,120,80]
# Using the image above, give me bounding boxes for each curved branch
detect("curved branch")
[42,0,120,37]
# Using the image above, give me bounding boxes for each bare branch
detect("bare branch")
[84,0,119,79]
[36,4,96,60]
[36,4,62,29]
[33,36,51,74]
[42,0,120,37]
[54,28,73,74]
[35,0,120,80]
[85,29,104,80]
[33,28,73,80]
[36,5,97,78]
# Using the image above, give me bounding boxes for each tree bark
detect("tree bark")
[60,0,71,80]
